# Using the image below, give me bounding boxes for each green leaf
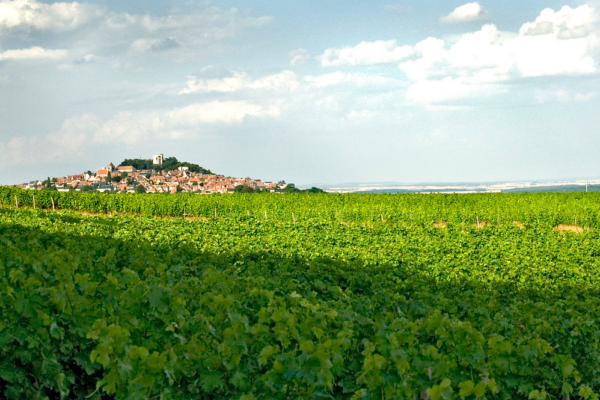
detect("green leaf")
[488,379,499,394]
[427,378,453,400]
[200,371,223,392]
[473,382,486,398]
[580,386,594,400]
[459,380,474,398]
[148,285,167,308]
[529,390,547,400]
[299,340,315,353]
[129,346,149,361]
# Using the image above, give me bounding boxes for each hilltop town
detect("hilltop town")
[14,155,310,194]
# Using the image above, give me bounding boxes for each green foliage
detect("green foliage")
[163,157,212,174]
[283,183,299,193]
[135,185,146,194]
[118,158,154,170]
[235,185,257,193]
[119,157,212,174]
[2,190,600,398]
[79,185,96,193]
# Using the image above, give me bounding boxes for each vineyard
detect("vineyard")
[2,187,600,399]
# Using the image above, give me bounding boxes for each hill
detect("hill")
[119,156,213,174]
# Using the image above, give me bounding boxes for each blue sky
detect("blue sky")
[1,0,600,185]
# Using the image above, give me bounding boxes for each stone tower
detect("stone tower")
[152,154,164,166]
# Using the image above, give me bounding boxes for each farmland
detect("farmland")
[1,188,600,399]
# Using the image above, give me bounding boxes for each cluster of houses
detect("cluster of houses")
[18,156,288,194]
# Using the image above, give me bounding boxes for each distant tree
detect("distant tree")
[284,184,299,193]
[119,159,154,170]
[135,185,146,194]
[121,172,128,179]
[111,176,121,183]
[80,185,96,193]
[105,175,112,184]
[42,178,57,191]
[118,157,213,174]
[235,185,255,193]
[307,187,324,193]
[145,173,151,179]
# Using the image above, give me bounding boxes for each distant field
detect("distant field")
[1,190,600,399]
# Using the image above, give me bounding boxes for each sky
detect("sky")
[1,0,600,186]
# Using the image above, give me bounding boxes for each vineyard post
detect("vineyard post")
[477,216,480,227]
[575,216,577,228]
[381,214,384,222]
[497,214,500,225]
[214,207,217,218]
[264,210,268,220]
[247,210,250,216]
[15,195,18,208]
[51,197,55,212]
[292,212,296,223]
[33,195,35,210]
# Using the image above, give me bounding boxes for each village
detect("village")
[15,154,290,194]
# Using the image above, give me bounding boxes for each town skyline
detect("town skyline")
[14,154,293,194]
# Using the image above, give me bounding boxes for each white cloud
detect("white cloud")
[0,100,280,169]
[405,77,506,103]
[0,46,67,61]
[400,26,516,83]
[289,48,310,65]
[320,40,414,66]
[0,0,271,37]
[179,70,299,94]
[0,113,100,169]
[0,0,272,63]
[400,5,600,103]
[93,101,281,144]
[440,2,487,24]
[131,37,179,53]
[347,109,376,121]
[163,101,280,126]
[520,5,599,39]
[304,71,396,87]
[0,0,103,32]
[103,8,271,51]
[534,88,596,103]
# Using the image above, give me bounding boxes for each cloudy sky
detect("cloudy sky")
[1,0,600,185]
